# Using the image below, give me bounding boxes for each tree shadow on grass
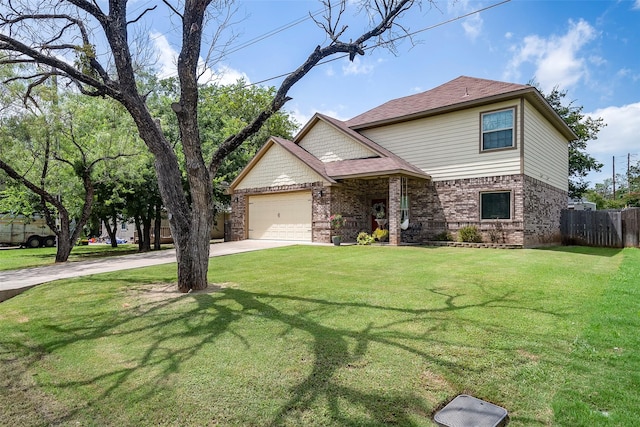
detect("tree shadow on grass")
[535,245,622,257]
[1,279,564,426]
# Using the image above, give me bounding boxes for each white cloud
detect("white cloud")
[585,102,640,184]
[462,13,483,41]
[287,105,350,132]
[634,0,640,10]
[198,63,249,86]
[325,66,335,77]
[586,103,640,155]
[617,68,632,77]
[448,0,483,41]
[150,31,249,85]
[504,19,597,91]
[588,55,606,66]
[150,31,177,79]
[285,107,309,133]
[342,57,374,76]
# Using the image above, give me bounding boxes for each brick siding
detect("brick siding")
[523,175,567,246]
[231,173,565,247]
[401,174,564,247]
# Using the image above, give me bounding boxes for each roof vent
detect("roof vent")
[462,87,470,97]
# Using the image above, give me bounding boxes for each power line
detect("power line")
[147,4,330,78]
[153,0,511,84]
[213,7,328,60]
[244,0,512,89]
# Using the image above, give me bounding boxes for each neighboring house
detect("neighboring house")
[117,211,230,244]
[229,76,576,247]
[568,198,596,211]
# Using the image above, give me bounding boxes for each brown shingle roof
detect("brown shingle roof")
[345,76,532,129]
[276,133,428,180]
[314,114,429,176]
[312,115,429,179]
[324,157,428,179]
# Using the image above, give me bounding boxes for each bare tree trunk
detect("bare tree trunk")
[0,0,422,292]
[141,212,152,252]
[171,0,214,292]
[54,210,73,263]
[134,217,144,252]
[101,218,118,247]
[154,202,162,250]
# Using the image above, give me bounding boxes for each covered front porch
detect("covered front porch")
[320,174,432,245]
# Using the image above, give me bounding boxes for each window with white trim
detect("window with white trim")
[481,108,514,151]
[481,191,511,220]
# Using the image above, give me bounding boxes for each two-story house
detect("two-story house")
[228,76,576,247]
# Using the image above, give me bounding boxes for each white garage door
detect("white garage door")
[248,191,312,241]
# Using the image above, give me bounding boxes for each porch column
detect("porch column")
[388,176,401,245]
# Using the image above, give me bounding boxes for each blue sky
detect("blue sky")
[142,0,640,187]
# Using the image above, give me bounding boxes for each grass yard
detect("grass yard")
[0,244,172,271]
[0,245,639,426]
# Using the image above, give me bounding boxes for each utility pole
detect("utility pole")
[628,153,631,195]
[613,155,616,200]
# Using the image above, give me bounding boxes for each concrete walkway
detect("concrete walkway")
[0,240,316,302]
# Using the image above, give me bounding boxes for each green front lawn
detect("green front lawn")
[0,244,172,271]
[1,245,638,426]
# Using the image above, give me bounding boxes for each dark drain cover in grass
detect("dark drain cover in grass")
[434,394,508,427]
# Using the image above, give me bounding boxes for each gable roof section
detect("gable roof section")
[295,113,388,157]
[229,136,336,191]
[231,116,430,192]
[324,157,427,179]
[346,76,577,141]
[290,121,430,179]
[314,114,429,179]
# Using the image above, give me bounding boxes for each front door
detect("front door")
[371,199,387,232]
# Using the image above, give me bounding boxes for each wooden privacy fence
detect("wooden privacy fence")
[561,208,640,248]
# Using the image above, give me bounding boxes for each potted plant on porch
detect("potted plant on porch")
[330,213,345,246]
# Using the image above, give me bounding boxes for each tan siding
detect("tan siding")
[235,144,325,190]
[523,100,569,191]
[360,100,522,181]
[299,120,378,162]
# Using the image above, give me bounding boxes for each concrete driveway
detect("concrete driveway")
[0,240,318,302]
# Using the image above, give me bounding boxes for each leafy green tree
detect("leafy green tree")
[1,0,424,292]
[148,78,298,209]
[0,181,42,217]
[118,157,164,252]
[91,178,127,248]
[584,164,640,209]
[585,179,625,209]
[541,87,605,198]
[0,90,137,261]
[628,162,640,204]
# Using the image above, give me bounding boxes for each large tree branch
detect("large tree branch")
[0,34,117,99]
[0,158,64,212]
[64,0,106,22]
[1,6,112,82]
[128,5,158,25]
[311,0,348,43]
[208,0,418,176]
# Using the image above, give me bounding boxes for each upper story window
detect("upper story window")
[481,108,515,151]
